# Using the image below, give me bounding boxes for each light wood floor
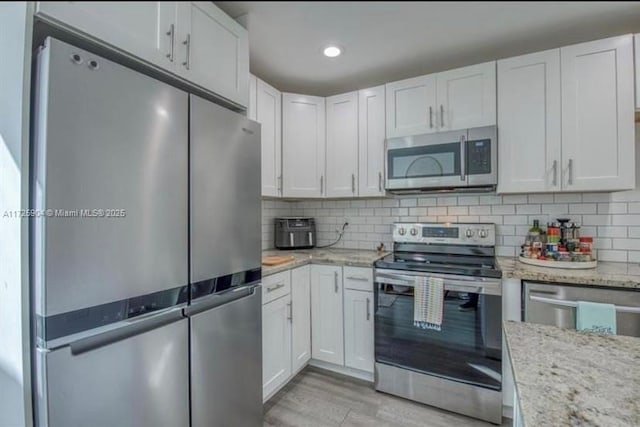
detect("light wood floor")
[263,366,510,427]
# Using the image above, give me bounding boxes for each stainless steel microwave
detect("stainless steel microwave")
[385,126,497,193]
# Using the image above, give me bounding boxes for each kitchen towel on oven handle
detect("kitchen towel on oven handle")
[413,276,444,331]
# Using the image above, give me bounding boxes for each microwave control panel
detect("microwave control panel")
[466,139,491,175]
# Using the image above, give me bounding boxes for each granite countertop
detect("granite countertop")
[503,321,640,426]
[262,248,389,276]
[497,256,640,289]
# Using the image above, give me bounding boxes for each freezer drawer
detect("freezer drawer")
[524,282,640,337]
[189,286,262,427]
[35,317,189,427]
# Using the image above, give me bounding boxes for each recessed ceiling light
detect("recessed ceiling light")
[323,45,342,58]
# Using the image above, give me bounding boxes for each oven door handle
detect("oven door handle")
[375,270,500,295]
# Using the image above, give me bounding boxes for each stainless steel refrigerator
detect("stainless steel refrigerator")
[33,37,262,427]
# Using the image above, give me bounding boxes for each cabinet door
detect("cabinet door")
[561,35,635,192]
[282,93,326,198]
[176,2,249,107]
[358,86,386,197]
[636,34,640,110]
[326,91,359,197]
[37,2,177,70]
[344,290,374,373]
[497,50,561,193]
[291,266,311,373]
[262,295,292,400]
[257,79,282,197]
[248,74,257,121]
[436,61,496,131]
[310,265,344,365]
[385,75,437,138]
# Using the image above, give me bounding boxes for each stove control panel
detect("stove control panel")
[393,223,496,246]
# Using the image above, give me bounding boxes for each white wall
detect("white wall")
[0,3,34,426]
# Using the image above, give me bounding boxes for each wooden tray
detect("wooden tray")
[518,256,597,269]
[262,255,295,266]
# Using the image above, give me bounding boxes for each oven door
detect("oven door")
[374,269,502,391]
[386,130,467,191]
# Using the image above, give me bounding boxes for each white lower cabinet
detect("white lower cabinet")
[310,265,344,365]
[343,289,374,373]
[291,265,311,373]
[261,293,291,400]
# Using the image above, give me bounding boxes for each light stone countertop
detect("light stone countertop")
[497,256,640,289]
[262,248,389,276]
[503,321,640,427]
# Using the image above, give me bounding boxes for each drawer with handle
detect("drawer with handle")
[343,267,374,292]
[262,271,291,305]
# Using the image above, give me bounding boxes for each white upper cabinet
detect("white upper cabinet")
[560,35,635,192]
[497,49,562,193]
[310,265,344,366]
[436,62,496,131]
[282,93,326,198]
[36,2,178,70]
[386,75,437,138]
[291,266,311,373]
[635,34,640,110]
[248,74,257,120]
[256,78,282,197]
[326,92,359,198]
[176,2,249,107]
[343,289,374,373]
[358,86,386,197]
[37,2,249,107]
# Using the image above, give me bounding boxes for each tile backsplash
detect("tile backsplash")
[262,190,640,263]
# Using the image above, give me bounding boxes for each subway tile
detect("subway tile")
[479,215,503,224]
[597,250,627,262]
[554,194,582,203]
[581,193,612,202]
[592,238,612,250]
[491,205,515,215]
[427,207,447,216]
[399,216,418,222]
[503,195,528,204]
[516,204,541,215]
[479,195,502,205]
[597,226,627,238]
[497,225,516,236]
[629,227,640,238]
[437,216,458,223]
[527,194,554,203]
[457,216,480,222]
[582,215,614,226]
[350,200,367,208]
[469,205,491,215]
[366,199,383,208]
[628,202,640,213]
[358,208,375,216]
[597,203,627,214]
[541,204,569,214]
[375,224,392,234]
[569,203,596,214]
[417,198,437,207]
[399,198,417,207]
[502,235,522,246]
[374,208,392,216]
[437,196,458,206]
[612,215,640,226]
[448,206,468,216]
[496,246,516,257]
[382,199,399,208]
[609,189,640,202]
[611,238,640,251]
[457,196,479,206]
[579,226,597,237]
[628,251,640,263]
[417,216,438,222]
[503,215,528,225]
[391,208,409,216]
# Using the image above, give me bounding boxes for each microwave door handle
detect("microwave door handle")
[460,135,466,182]
[528,295,640,314]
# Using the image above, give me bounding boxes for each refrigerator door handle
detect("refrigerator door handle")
[185,283,261,317]
[69,306,185,355]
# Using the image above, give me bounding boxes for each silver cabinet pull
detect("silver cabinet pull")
[346,276,369,282]
[351,173,356,193]
[308,232,313,247]
[182,33,191,70]
[440,105,445,127]
[460,135,466,182]
[287,301,292,322]
[289,232,294,247]
[320,175,324,195]
[267,282,285,293]
[166,24,175,62]
[552,160,558,187]
[334,271,339,293]
[378,171,383,192]
[278,175,283,195]
[366,297,371,320]
[568,159,573,186]
[429,106,433,128]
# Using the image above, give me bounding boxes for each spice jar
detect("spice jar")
[579,237,593,254]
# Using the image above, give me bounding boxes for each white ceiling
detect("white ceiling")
[215,1,640,96]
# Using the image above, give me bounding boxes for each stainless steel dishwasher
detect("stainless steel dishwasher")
[523,282,640,337]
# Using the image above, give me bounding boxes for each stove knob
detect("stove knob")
[479,229,488,238]
[465,229,475,238]
[410,228,418,236]
[398,227,406,236]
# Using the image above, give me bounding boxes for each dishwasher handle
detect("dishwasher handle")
[529,295,640,314]
[69,305,185,355]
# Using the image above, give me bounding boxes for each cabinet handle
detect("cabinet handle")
[351,173,356,193]
[460,135,466,182]
[378,171,383,192]
[320,175,324,195]
[278,175,283,195]
[266,282,285,293]
[552,160,558,187]
[429,106,433,128]
[334,271,339,293]
[568,159,573,186]
[440,105,445,127]
[366,297,371,320]
[166,24,175,62]
[346,276,369,282]
[182,34,191,70]
[287,301,292,322]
